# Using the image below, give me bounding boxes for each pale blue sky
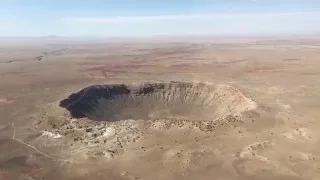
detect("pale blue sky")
[0,0,319,37]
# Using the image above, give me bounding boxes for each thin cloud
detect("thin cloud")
[66,12,318,24]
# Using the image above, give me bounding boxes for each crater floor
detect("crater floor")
[59,81,256,121]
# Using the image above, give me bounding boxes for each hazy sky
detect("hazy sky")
[0,0,319,37]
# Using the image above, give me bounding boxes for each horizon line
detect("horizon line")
[66,11,320,23]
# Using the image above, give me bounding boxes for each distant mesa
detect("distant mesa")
[43,35,59,38]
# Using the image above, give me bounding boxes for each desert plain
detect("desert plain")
[0,37,320,180]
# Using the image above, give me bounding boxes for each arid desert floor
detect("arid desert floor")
[0,37,320,180]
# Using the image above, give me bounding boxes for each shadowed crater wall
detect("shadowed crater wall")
[59,81,256,121]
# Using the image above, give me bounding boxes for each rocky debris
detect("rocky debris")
[42,131,62,138]
[86,128,92,132]
[0,59,24,64]
[35,56,44,61]
[38,111,250,159]
[34,48,68,61]
[0,97,12,104]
